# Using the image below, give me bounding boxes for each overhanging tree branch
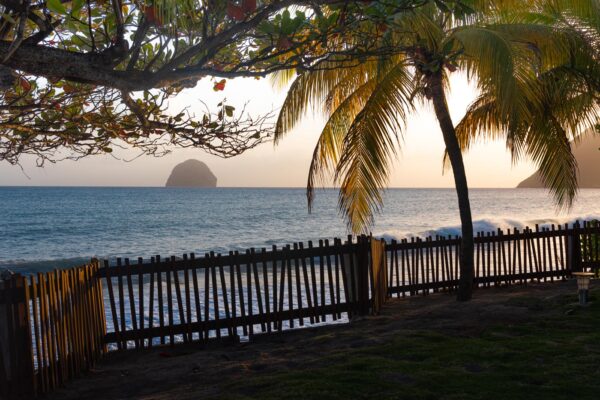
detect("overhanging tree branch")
[0,0,449,164]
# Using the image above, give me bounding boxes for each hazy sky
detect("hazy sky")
[0,73,536,188]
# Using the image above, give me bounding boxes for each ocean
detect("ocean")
[2,187,600,275]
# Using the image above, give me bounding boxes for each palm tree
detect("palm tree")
[453,1,600,204]
[273,1,600,301]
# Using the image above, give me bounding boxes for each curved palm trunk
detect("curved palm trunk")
[429,72,474,301]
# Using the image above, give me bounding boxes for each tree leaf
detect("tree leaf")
[71,0,85,15]
[47,0,68,15]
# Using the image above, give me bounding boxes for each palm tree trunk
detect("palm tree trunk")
[429,72,474,301]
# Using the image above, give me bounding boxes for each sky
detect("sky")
[0,72,537,188]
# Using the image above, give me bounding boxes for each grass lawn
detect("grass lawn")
[50,282,600,400]
[225,287,600,400]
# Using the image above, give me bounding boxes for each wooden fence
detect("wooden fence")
[1,221,599,399]
[0,262,105,399]
[98,236,372,350]
[385,222,600,296]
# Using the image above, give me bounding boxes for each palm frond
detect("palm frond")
[335,63,414,233]
[452,25,543,124]
[273,63,367,144]
[550,0,600,31]
[307,78,381,210]
[454,59,599,208]
[522,115,578,208]
[269,69,297,90]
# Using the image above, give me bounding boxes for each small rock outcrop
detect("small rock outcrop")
[165,159,217,188]
[517,133,600,189]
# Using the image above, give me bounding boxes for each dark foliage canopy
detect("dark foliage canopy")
[0,0,427,164]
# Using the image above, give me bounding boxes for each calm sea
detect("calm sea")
[1,187,600,274]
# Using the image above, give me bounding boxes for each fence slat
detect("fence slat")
[234,251,247,337]
[244,250,254,337]
[228,252,237,338]
[40,273,56,390]
[325,239,338,321]
[337,238,351,316]
[156,256,165,346]
[138,258,145,347]
[148,257,155,349]
[286,245,294,329]
[209,253,221,339]
[217,254,233,337]
[166,257,174,345]
[261,248,272,333]
[334,242,342,318]
[250,249,266,332]
[271,246,278,332]
[277,247,287,332]
[190,253,202,341]
[308,241,319,323]
[125,259,139,349]
[171,256,186,344]
[29,276,45,393]
[22,275,36,397]
[293,244,304,327]
[319,240,327,321]
[299,242,314,324]
[183,255,192,343]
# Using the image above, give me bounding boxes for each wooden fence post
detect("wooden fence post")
[370,237,388,315]
[0,277,9,400]
[0,274,35,400]
[567,226,582,273]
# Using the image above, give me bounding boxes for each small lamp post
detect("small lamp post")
[572,272,594,305]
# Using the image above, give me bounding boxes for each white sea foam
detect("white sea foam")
[375,214,600,242]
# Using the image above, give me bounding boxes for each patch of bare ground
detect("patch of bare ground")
[47,280,598,400]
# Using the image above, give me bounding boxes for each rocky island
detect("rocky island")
[165,159,217,188]
[517,134,600,189]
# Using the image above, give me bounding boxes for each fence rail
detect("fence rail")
[98,237,369,351]
[1,220,599,399]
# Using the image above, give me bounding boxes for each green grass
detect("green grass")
[218,289,600,400]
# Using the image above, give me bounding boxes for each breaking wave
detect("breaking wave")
[375,214,600,242]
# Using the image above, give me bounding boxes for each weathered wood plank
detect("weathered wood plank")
[190,253,202,341]
[156,256,165,345]
[299,242,314,324]
[138,258,145,347]
[250,249,266,332]
[171,256,186,343]
[293,243,304,327]
[209,253,221,340]
[104,303,348,344]
[183,255,192,343]
[148,257,156,348]
[261,248,272,333]
[124,259,139,349]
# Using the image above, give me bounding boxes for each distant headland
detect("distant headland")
[165,159,217,188]
[517,133,600,189]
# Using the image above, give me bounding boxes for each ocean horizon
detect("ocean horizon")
[2,186,600,275]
